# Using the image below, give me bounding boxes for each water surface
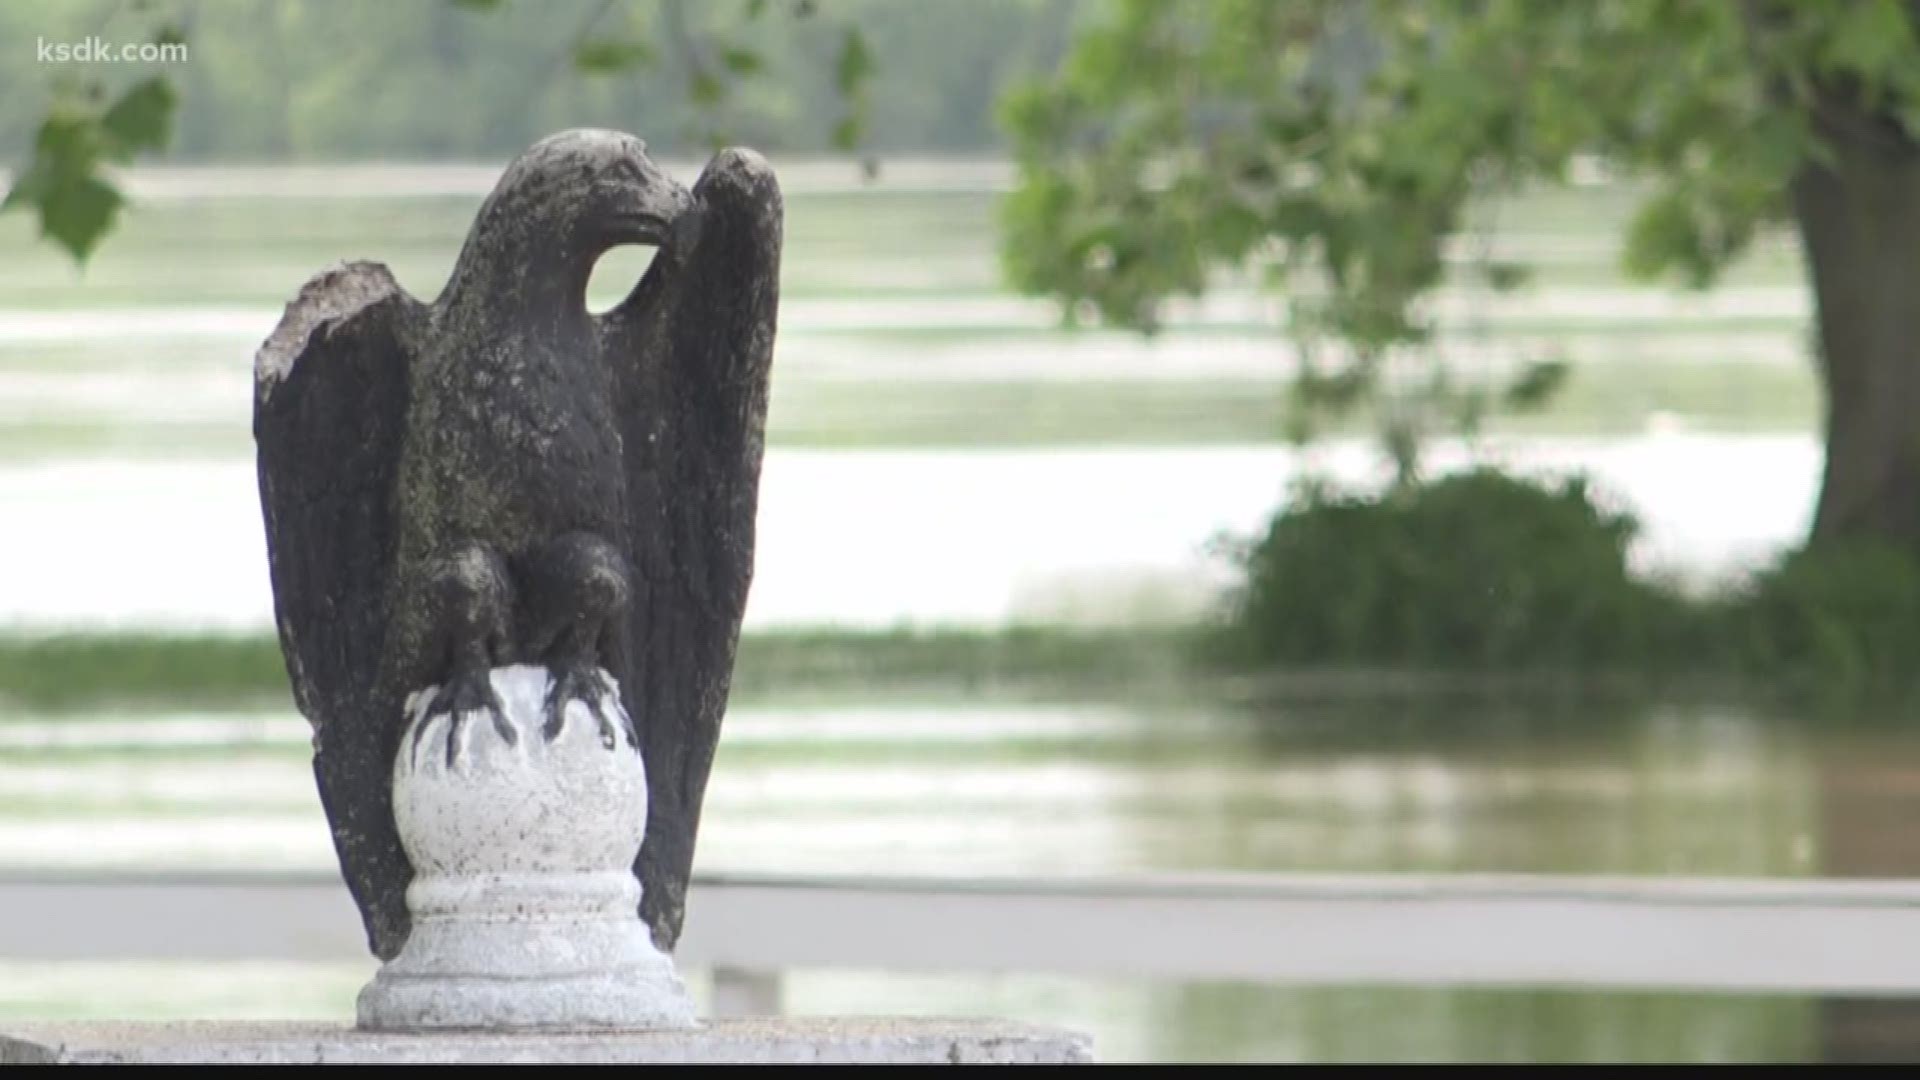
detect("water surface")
[5,692,1919,1061]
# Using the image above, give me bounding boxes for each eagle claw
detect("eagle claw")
[414,664,514,769]
[543,662,633,749]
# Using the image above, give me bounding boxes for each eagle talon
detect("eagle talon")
[413,665,511,769]
[543,662,623,749]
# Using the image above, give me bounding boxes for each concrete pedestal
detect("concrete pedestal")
[361,666,694,1031]
[0,1020,1093,1064]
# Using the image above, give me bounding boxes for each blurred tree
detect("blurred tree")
[3,0,1080,260]
[1002,0,1920,547]
[2,0,881,259]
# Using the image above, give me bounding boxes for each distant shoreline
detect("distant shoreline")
[0,627,1887,719]
[2,159,1019,202]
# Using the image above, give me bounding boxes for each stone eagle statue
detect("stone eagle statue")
[252,130,781,961]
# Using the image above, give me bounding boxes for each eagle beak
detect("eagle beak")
[611,182,700,262]
[667,204,704,261]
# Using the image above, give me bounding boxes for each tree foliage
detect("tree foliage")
[1000,0,1920,475]
[2,74,176,262]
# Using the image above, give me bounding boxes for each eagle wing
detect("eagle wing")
[598,149,783,951]
[253,260,425,959]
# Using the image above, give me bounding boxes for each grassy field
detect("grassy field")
[0,628,1203,715]
[0,624,1864,721]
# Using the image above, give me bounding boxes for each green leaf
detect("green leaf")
[31,112,99,178]
[1622,190,1706,285]
[10,78,179,265]
[746,0,769,18]
[721,47,763,76]
[99,77,177,158]
[1481,261,1530,291]
[38,172,124,264]
[1503,358,1570,412]
[573,38,653,74]
[835,28,873,96]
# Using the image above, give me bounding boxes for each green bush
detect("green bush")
[1220,469,1686,670]
[1731,540,1920,696]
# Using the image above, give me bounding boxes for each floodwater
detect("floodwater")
[1,694,1901,881]
[0,164,1826,631]
[0,434,1823,630]
[5,693,1920,1062]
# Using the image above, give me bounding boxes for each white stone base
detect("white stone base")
[0,1021,1094,1064]
[359,665,694,1032]
[354,908,694,1030]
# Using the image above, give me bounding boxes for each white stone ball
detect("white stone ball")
[394,664,646,879]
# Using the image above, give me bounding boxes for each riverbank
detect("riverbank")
[3,623,1911,723]
[0,628,1198,714]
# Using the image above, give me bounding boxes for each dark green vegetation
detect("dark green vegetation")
[0,627,1188,714]
[1737,540,1920,699]
[1005,0,1920,551]
[1219,471,1684,671]
[0,633,290,712]
[1217,469,1920,701]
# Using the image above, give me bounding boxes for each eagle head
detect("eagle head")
[447,129,703,318]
